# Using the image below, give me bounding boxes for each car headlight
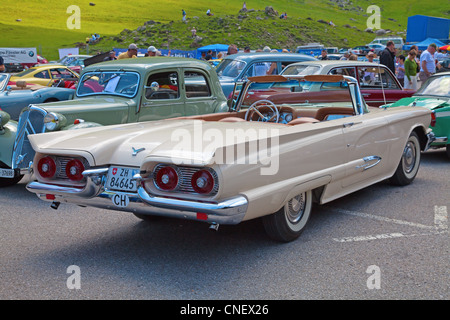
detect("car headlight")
[44,112,67,131]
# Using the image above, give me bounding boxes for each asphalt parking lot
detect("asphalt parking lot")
[0,149,448,302]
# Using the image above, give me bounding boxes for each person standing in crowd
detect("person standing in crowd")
[146,46,157,57]
[0,55,5,72]
[419,43,437,82]
[380,41,396,75]
[319,49,328,60]
[396,55,405,87]
[205,50,213,60]
[227,44,238,56]
[117,44,138,59]
[340,52,350,60]
[366,51,376,63]
[103,50,117,61]
[404,50,418,90]
[182,9,187,22]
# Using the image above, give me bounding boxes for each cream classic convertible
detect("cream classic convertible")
[26,75,434,242]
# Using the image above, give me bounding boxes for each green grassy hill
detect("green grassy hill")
[2,0,449,60]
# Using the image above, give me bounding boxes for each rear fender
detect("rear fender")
[0,120,18,168]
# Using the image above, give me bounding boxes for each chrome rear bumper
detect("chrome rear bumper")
[26,170,248,225]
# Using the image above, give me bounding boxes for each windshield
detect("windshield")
[216,59,246,78]
[235,78,352,109]
[77,71,140,98]
[14,68,36,77]
[281,65,321,76]
[415,75,450,97]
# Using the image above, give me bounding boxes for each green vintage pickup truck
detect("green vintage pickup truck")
[0,57,228,187]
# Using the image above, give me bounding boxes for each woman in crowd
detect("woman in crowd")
[404,50,418,90]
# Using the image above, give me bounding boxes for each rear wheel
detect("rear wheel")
[389,132,421,186]
[262,190,312,242]
[446,145,450,159]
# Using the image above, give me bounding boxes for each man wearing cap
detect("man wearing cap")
[118,44,138,59]
[146,46,158,57]
[419,43,437,82]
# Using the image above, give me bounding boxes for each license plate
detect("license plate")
[0,168,14,179]
[106,166,139,192]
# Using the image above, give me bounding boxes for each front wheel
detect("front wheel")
[389,131,421,186]
[262,190,313,242]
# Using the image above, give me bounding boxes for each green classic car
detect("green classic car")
[0,57,228,187]
[385,71,450,158]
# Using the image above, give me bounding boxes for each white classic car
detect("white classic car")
[26,75,434,242]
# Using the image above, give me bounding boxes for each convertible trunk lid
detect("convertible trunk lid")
[28,118,284,167]
[389,97,449,110]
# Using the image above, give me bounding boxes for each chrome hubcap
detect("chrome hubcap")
[403,141,416,173]
[286,194,306,224]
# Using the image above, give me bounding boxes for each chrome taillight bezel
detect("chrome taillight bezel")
[35,155,90,184]
[147,164,219,196]
[37,156,57,179]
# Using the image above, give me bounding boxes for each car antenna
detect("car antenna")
[379,66,387,107]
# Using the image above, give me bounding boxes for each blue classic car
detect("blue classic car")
[0,73,75,120]
[215,52,316,98]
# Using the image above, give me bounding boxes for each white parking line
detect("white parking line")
[328,206,448,243]
[326,207,436,230]
[333,230,448,243]
[434,205,448,230]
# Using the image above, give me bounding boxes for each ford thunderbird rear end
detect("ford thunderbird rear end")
[26,75,433,242]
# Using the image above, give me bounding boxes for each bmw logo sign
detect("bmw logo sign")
[28,51,35,57]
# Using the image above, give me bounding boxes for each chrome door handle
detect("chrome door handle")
[356,156,382,171]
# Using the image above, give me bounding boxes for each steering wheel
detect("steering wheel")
[119,84,137,95]
[245,99,280,123]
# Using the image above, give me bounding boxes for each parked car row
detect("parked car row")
[0,56,447,242]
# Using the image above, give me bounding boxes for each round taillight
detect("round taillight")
[38,156,56,179]
[155,166,178,191]
[191,170,215,194]
[65,159,85,181]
